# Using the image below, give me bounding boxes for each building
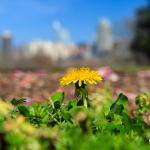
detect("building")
[23,40,76,61]
[95,18,113,55]
[1,31,13,54]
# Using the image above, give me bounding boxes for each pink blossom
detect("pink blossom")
[98,67,119,82]
[138,71,150,79]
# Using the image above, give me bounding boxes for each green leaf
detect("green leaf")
[110,93,128,114]
[107,93,128,122]
[51,92,64,103]
[11,98,26,106]
[0,115,5,122]
[61,111,72,122]
[54,101,61,109]
[18,105,29,117]
[66,100,77,110]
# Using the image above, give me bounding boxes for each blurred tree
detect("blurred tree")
[131,0,150,63]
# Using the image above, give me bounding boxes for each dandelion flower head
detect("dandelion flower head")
[60,67,102,87]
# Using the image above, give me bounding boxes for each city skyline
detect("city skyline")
[0,0,147,46]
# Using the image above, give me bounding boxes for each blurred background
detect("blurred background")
[0,0,149,69]
[0,0,150,101]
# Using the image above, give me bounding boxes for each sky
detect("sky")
[0,0,148,46]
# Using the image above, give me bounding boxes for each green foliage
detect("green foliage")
[51,92,64,109]
[11,98,26,106]
[135,93,150,115]
[18,105,30,117]
[0,92,150,149]
[51,92,64,103]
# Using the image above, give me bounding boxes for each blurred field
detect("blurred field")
[0,68,149,101]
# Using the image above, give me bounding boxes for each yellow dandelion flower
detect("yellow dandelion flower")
[60,67,102,87]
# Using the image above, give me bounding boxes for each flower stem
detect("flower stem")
[75,82,88,108]
[83,98,88,108]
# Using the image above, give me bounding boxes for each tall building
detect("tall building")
[96,18,113,54]
[52,21,71,44]
[1,31,12,54]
